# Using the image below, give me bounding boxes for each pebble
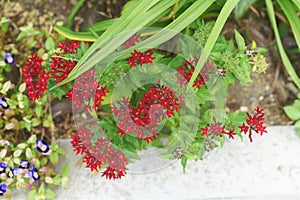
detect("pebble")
[240,106,248,112]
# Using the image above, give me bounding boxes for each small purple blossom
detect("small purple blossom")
[3,53,14,65]
[19,160,30,169]
[7,167,23,178]
[0,163,7,174]
[25,166,39,181]
[36,139,50,153]
[0,183,8,196]
[0,94,9,110]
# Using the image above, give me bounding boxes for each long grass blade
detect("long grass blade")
[189,0,240,87]
[265,0,300,89]
[277,0,300,51]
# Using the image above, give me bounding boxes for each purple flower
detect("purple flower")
[0,94,9,109]
[0,163,7,174]
[19,160,30,169]
[7,167,23,178]
[4,53,14,65]
[36,139,50,153]
[25,166,39,181]
[0,183,7,196]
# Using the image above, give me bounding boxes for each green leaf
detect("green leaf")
[17,143,27,149]
[31,118,41,127]
[56,147,66,155]
[45,189,57,199]
[16,31,28,41]
[49,152,59,164]
[27,190,37,200]
[38,183,45,196]
[13,149,22,157]
[34,159,41,168]
[53,175,62,185]
[190,0,240,87]
[45,37,55,50]
[181,156,187,173]
[26,148,33,159]
[35,105,43,118]
[61,163,69,176]
[19,83,26,93]
[284,105,300,121]
[234,29,246,51]
[27,134,37,144]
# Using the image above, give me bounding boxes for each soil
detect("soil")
[0,0,299,139]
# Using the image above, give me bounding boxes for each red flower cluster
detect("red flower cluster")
[238,106,267,142]
[177,57,214,89]
[126,49,155,68]
[57,40,80,54]
[66,70,109,111]
[71,128,128,179]
[22,54,50,101]
[121,33,140,49]
[50,54,77,83]
[51,40,80,83]
[112,85,181,143]
[201,117,236,139]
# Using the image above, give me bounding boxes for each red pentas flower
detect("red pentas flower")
[177,56,214,89]
[22,54,50,101]
[238,106,267,142]
[57,40,80,54]
[112,84,181,143]
[66,70,109,111]
[102,167,126,180]
[121,33,140,49]
[201,117,236,139]
[50,53,77,83]
[71,128,128,178]
[126,49,155,68]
